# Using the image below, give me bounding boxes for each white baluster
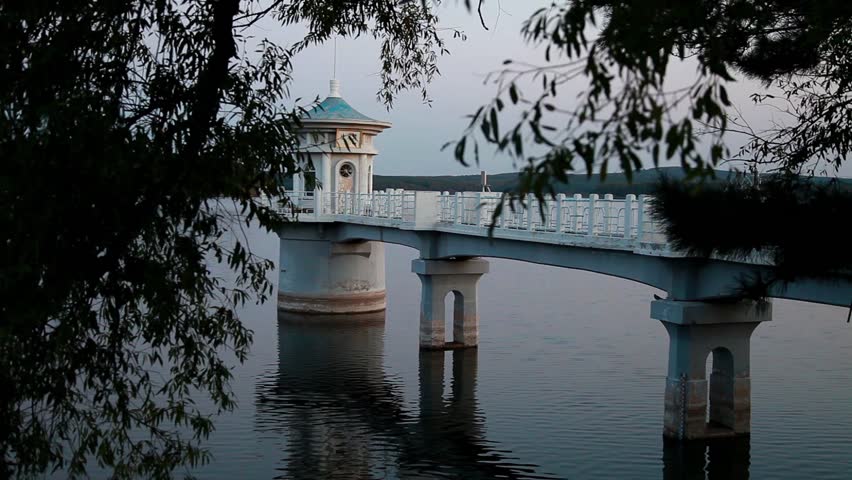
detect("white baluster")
[384,192,391,218]
[475,192,482,226]
[636,194,646,243]
[314,188,321,219]
[555,194,565,233]
[526,194,534,231]
[624,194,635,239]
[604,194,614,234]
[588,194,598,235]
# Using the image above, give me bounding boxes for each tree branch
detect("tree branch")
[184,0,240,162]
[478,0,489,30]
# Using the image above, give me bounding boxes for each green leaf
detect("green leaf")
[719,85,730,106]
[509,83,519,104]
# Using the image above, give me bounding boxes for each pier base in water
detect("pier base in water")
[278,238,386,315]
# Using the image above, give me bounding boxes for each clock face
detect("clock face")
[337,162,355,193]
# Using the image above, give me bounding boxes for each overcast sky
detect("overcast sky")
[259,2,851,178]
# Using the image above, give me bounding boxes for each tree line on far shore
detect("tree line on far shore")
[374,167,852,196]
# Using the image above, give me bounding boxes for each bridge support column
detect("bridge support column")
[652,299,771,440]
[278,238,386,314]
[412,258,489,350]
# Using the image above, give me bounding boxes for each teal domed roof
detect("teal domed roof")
[303,96,377,122]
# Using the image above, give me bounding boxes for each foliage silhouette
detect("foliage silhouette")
[652,175,852,298]
[0,0,451,476]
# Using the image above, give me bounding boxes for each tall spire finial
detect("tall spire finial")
[329,37,341,97]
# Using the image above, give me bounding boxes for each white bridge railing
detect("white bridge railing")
[280,189,414,221]
[438,192,665,241]
[279,190,667,250]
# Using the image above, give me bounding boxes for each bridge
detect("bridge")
[278,189,846,307]
[272,79,849,442]
[273,188,850,442]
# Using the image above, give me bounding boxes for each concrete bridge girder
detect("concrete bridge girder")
[280,221,849,307]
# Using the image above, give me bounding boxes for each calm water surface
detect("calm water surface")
[192,233,852,479]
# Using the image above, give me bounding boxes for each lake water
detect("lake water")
[191,233,852,479]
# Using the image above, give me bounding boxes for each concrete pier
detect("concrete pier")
[412,258,489,350]
[651,299,771,440]
[278,238,386,314]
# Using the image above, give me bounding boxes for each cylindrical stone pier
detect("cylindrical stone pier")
[278,238,386,314]
[651,299,771,440]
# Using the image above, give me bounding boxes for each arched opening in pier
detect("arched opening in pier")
[444,290,464,344]
[705,347,735,431]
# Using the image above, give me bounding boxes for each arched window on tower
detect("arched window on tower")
[304,163,316,196]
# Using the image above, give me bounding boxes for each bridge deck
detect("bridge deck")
[269,190,847,307]
[276,190,767,261]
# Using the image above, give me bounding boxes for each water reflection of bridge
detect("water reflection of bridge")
[255,313,751,479]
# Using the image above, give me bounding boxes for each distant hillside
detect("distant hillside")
[374,167,720,195]
[374,167,852,195]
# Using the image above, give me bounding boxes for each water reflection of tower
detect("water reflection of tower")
[259,311,393,480]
